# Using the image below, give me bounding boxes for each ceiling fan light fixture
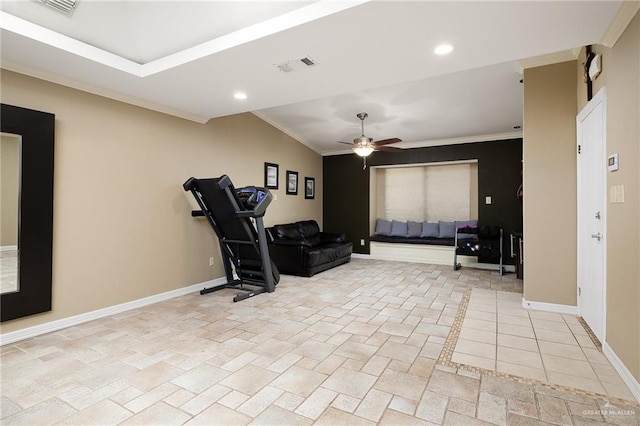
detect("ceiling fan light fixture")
[353,146,374,157]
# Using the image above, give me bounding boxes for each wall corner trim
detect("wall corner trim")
[252,111,322,155]
[603,342,640,403]
[1,62,210,124]
[518,49,579,71]
[600,1,640,48]
[521,298,579,315]
[0,278,227,346]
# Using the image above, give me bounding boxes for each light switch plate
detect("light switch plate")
[485,196,492,205]
[617,185,624,203]
[608,153,619,172]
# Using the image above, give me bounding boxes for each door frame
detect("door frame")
[576,86,607,342]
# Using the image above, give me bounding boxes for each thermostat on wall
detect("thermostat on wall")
[608,153,619,171]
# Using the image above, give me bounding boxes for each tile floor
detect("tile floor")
[1,259,638,425]
[451,288,636,401]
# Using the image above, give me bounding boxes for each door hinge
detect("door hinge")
[578,287,582,296]
[578,145,582,154]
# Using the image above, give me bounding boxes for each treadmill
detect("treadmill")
[183,175,279,302]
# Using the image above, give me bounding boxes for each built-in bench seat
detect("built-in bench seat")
[369,218,477,267]
[369,235,454,246]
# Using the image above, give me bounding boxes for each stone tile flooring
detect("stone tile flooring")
[451,288,636,402]
[1,259,638,425]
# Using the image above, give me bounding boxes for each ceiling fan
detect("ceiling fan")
[338,112,403,168]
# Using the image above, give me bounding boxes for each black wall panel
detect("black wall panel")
[323,139,523,261]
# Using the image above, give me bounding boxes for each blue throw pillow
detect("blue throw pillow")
[455,220,478,239]
[420,222,439,238]
[390,220,408,237]
[375,219,392,236]
[438,221,456,238]
[407,221,422,238]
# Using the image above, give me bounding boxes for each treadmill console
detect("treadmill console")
[236,186,272,217]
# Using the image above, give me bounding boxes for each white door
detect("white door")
[577,87,606,342]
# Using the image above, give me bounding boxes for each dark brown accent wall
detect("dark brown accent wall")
[323,139,523,262]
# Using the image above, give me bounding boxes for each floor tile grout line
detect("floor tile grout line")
[438,286,640,410]
[528,303,550,384]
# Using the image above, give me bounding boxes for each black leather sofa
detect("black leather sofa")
[266,220,352,277]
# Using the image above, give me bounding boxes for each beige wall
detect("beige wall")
[0,70,322,333]
[524,11,640,382]
[1,134,20,246]
[523,60,578,306]
[576,12,640,381]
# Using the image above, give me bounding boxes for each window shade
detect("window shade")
[382,163,475,222]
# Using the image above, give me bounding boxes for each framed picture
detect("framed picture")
[264,162,279,189]
[305,177,315,199]
[286,170,298,195]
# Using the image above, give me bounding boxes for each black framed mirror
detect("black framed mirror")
[1,104,55,322]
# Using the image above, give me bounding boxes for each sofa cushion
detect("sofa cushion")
[303,242,353,267]
[438,221,456,238]
[390,220,408,237]
[297,220,320,239]
[273,223,302,240]
[375,219,392,236]
[407,221,422,238]
[420,222,439,238]
[455,220,478,239]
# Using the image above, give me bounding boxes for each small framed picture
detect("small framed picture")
[305,177,315,199]
[286,170,298,195]
[264,162,279,189]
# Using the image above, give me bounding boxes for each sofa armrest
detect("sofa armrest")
[319,232,347,244]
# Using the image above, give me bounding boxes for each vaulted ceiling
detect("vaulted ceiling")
[1,1,624,154]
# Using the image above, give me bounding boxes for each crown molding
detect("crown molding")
[518,49,580,71]
[322,131,523,156]
[600,1,640,48]
[251,111,322,155]
[1,62,209,124]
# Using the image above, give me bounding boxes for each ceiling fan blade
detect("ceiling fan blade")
[375,145,404,153]
[372,138,402,147]
[337,141,353,145]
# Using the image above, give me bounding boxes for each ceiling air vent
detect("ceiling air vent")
[41,0,78,15]
[275,56,318,73]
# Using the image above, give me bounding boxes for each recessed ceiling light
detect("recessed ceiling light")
[434,44,454,55]
[233,92,247,100]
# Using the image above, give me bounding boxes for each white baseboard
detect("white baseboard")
[521,298,579,315]
[0,245,17,252]
[603,342,640,403]
[0,277,226,346]
[351,253,370,259]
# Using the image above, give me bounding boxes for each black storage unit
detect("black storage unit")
[454,226,503,275]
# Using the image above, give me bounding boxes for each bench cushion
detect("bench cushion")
[370,235,455,246]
